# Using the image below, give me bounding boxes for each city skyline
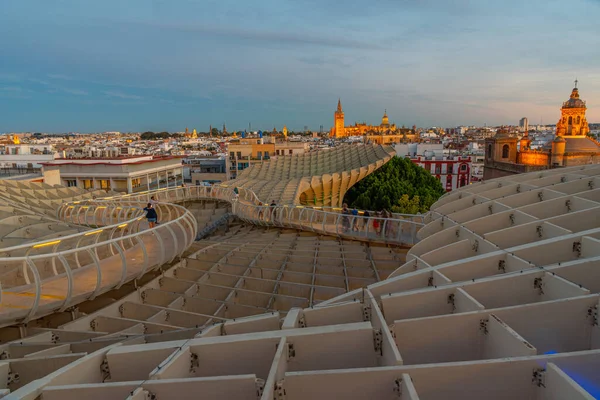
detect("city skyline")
[1,0,600,132]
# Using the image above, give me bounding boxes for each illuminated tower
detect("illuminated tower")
[191,129,198,139]
[223,123,227,136]
[556,80,590,137]
[283,125,288,138]
[333,99,345,138]
[381,109,389,127]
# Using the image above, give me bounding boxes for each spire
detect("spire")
[574,78,578,89]
[337,98,342,112]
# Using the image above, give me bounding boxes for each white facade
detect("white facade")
[0,144,60,169]
[42,155,184,193]
[394,143,444,158]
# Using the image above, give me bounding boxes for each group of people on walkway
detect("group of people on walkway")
[341,204,396,237]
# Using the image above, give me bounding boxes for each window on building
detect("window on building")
[236,152,242,159]
[99,180,110,190]
[229,152,235,159]
[568,116,573,125]
[83,179,93,190]
[66,180,77,187]
[435,164,441,174]
[289,149,293,155]
[576,116,581,124]
[460,164,467,171]
[460,177,466,187]
[502,144,509,158]
[257,151,262,158]
[487,144,492,159]
[132,178,141,188]
[265,151,270,158]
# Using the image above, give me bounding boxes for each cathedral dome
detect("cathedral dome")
[562,87,586,109]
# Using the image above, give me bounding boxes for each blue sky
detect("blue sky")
[1,0,599,132]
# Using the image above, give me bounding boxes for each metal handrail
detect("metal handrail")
[119,185,425,245]
[0,197,197,328]
[0,183,423,328]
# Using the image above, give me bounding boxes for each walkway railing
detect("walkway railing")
[113,185,424,246]
[0,199,197,328]
[0,183,423,328]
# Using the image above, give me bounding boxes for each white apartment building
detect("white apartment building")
[41,155,183,193]
[0,144,61,170]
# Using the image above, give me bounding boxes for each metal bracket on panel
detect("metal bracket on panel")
[255,378,265,399]
[455,229,460,238]
[298,314,306,328]
[90,319,97,331]
[427,276,434,286]
[509,213,515,226]
[479,319,489,335]
[488,205,493,214]
[572,241,582,258]
[498,260,506,273]
[0,351,10,360]
[363,304,372,321]
[532,368,546,387]
[190,352,199,374]
[588,305,598,326]
[287,343,295,360]
[536,225,543,238]
[118,304,125,317]
[164,311,170,322]
[589,180,594,190]
[565,199,572,212]
[274,379,286,400]
[472,240,479,252]
[100,358,111,382]
[7,371,20,387]
[533,278,544,295]
[373,329,383,356]
[393,378,403,397]
[471,198,476,205]
[51,333,59,344]
[447,294,456,312]
[144,390,157,400]
[140,290,147,303]
[158,277,164,287]
[561,176,567,183]
[538,192,544,202]
[516,184,521,193]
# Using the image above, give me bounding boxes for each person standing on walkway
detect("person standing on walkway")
[363,210,370,231]
[270,200,277,221]
[258,202,264,219]
[143,203,158,229]
[341,203,351,233]
[351,207,359,232]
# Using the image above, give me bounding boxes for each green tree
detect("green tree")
[343,157,445,214]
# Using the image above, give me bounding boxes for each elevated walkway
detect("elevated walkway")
[0,174,423,327]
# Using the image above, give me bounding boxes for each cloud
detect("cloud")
[133,21,384,50]
[102,90,143,100]
[1,86,26,92]
[61,87,88,96]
